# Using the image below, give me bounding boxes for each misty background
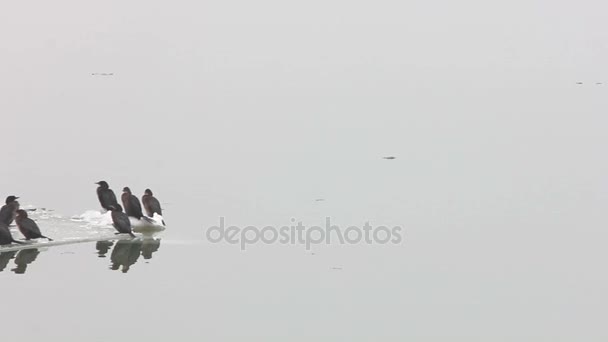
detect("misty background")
[1,0,608,340]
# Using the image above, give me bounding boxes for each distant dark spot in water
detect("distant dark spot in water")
[382,156,396,160]
[91,73,114,76]
[596,82,603,85]
[315,199,325,202]
[576,82,583,85]
[331,267,343,270]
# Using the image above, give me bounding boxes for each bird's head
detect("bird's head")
[5,195,19,204]
[15,209,27,218]
[122,187,131,193]
[95,181,109,189]
[144,189,153,196]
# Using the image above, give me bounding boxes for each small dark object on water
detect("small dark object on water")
[576,82,583,85]
[383,156,396,160]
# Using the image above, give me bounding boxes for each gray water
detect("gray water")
[2,0,608,340]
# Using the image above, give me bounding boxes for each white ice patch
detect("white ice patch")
[70,210,113,228]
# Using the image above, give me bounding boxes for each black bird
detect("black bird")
[121,187,144,219]
[96,181,118,211]
[142,189,165,225]
[108,205,136,237]
[0,223,23,245]
[15,210,53,241]
[0,196,20,226]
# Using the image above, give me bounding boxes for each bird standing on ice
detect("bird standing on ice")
[142,189,165,225]
[96,181,118,211]
[121,187,144,219]
[108,205,136,237]
[15,209,53,241]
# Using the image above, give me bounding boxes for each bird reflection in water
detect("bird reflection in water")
[141,238,160,260]
[0,248,40,274]
[104,236,161,273]
[12,248,40,274]
[96,240,114,258]
[0,250,17,272]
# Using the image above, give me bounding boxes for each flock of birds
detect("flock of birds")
[0,181,165,246]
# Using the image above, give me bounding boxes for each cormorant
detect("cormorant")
[15,210,53,241]
[95,181,118,211]
[0,196,20,226]
[0,223,23,245]
[121,187,144,219]
[142,189,165,225]
[108,205,136,237]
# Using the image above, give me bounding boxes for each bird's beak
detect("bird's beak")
[95,182,100,185]
[14,197,19,199]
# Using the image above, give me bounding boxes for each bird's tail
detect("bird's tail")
[11,239,25,245]
[42,236,53,241]
[129,232,136,238]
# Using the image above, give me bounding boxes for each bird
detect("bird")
[142,189,165,225]
[0,223,23,245]
[108,205,136,237]
[15,210,53,241]
[121,187,144,219]
[0,196,20,226]
[96,181,118,211]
